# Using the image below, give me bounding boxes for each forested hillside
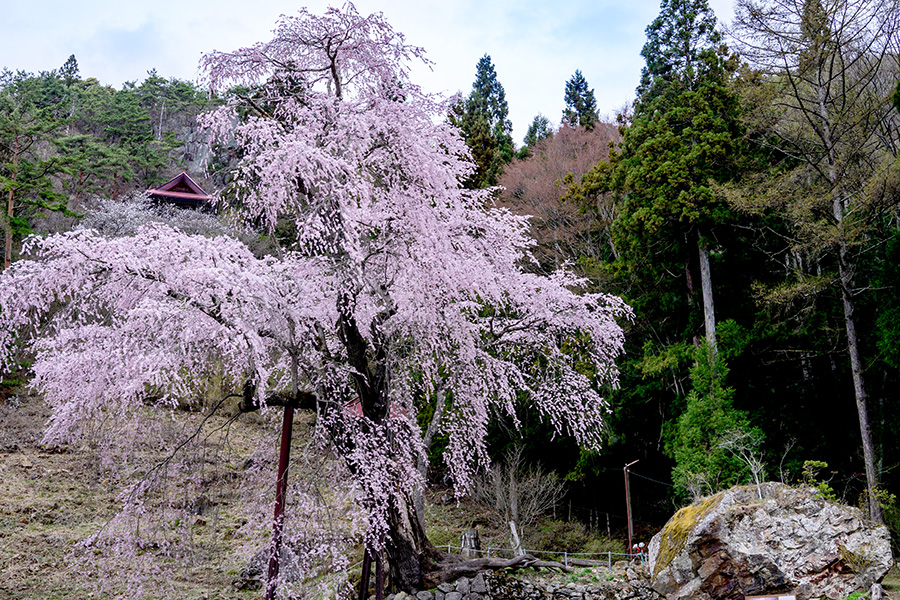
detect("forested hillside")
[1,0,900,597]
[430,0,900,543]
[0,56,216,267]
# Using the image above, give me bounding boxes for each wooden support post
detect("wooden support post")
[375,549,384,600]
[358,549,372,600]
[265,406,295,600]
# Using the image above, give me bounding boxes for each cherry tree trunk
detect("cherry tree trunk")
[385,489,437,591]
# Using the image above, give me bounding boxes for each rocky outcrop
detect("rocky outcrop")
[649,482,893,600]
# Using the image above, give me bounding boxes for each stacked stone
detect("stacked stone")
[386,572,489,600]
[384,567,660,600]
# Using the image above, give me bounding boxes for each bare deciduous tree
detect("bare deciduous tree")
[472,446,567,552]
[717,428,767,499]
[730,0,900,523]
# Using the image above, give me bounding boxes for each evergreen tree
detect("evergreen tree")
[669,344,761,499]
[637,0,721,103]
[450,54,515,188]
[0,70,69,269]
[562,0,748,497]
[562,70,598,129]
[572,0,741,355]
[518,113,553,159]
[59,55,80,86]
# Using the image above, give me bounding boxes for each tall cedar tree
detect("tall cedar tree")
[0,4,630,595]
[450,55,515,188]
[562,0,746,499]
[731,0,900,523]
[562,70,599,130]
[571,0,742,354]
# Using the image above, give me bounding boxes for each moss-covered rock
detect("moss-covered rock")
[648,483,893,600]
[652,492,721,579]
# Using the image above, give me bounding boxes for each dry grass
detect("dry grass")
[884,565,900,600]
[0,393,275,600]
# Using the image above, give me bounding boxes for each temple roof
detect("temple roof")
[146,171,212,207]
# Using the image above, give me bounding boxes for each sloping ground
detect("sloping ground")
[0,393,270,600]
[6,394,893,600]
[885,566,900,599]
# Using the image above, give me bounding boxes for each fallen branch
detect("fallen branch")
[423,551,571,588]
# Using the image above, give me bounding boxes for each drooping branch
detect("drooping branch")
[238,379,318,413]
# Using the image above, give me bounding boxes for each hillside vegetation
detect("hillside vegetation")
[2,0,900,597]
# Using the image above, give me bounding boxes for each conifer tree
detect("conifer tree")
[637,0,721,103]
[450,54,515,188]
[0,71,68,269]
[669,344,761,499]
[562,70,598,130]
[518,113,553,159]
[572,0,741,355]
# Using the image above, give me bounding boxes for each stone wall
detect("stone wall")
[386,564,661,600]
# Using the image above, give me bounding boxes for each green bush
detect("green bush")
[802,460,836,500]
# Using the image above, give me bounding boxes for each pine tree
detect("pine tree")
[59,55,80,86]
[562,70,598,129]
[0,71,69,268]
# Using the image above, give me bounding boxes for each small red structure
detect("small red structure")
[146,171,213,210]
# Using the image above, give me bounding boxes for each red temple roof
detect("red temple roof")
[146,171,212,208]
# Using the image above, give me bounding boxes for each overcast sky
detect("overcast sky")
[2,0,736,143]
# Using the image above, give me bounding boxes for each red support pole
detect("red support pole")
[358,549,372,600]
[266,406,295,600]
[375,549,384,600]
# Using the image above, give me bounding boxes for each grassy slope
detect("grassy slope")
[0,394,264,600]
[2,393,894,600]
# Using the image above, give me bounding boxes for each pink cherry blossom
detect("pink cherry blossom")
[0,3,629,595]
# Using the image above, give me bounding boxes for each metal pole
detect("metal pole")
[266,406,295,600]
[624,459,638,561]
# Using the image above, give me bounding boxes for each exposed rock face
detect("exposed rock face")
[649,483,893,600]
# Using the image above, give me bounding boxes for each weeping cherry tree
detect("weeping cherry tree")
[0,4,629,596]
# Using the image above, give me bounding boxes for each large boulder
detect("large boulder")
[648,482,892,600]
